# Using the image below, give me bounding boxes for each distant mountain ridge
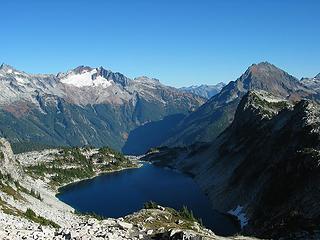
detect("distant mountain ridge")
[0,62,318,153]
[179,82,226,99]
[162,62,315,147]
[301,73,320,93]
[0,64,205,152]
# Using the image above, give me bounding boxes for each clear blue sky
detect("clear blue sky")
[1,0,319,87]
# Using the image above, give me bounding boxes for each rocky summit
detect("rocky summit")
[162,62,316,147]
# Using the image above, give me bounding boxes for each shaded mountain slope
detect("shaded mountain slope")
[0,64,204,152]
[163,62,314,147]
[144,90,320,238]
[179,83,226,99]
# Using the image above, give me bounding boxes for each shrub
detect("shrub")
[74,210,105,220]
[25,208,36,218]
[179,206,195,221]
[24,208,60,228]
[144,201,158,209]
[30,188,43,201]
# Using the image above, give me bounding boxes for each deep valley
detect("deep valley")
[0,61,320,239]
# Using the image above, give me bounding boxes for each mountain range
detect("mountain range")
[0,62,319,155]
[0,64,204,152]
[162,62,317,147]
[179,83,226,99]
[1,60,320,238]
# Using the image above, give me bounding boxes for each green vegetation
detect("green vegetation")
[126,203,204,232]
[11,142,57,154]
[99,147,126,161]
[0,197,23,217]
[0,174,26,201]
[0,197,58,229]
[0,183,25,201]
[24,208,60,228]
[30,188,42,201]
[143,201,158,209]
[0,172,44,201]
[25,146,137,188]
[142,201,203,226]
[14,181,42,200]
[250,93,290,117]
[179,206,199,223]
[74,209,105,220]
[26,163,94,187]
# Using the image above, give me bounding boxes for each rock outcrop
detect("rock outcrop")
[0,138,22,180]
[144,90,320,239]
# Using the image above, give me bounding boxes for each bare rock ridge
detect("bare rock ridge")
[179,82,226,99]
[143,90,320,239]
[301,73,320,93]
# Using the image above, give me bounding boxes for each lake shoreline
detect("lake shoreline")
[57,161,240,236]
[56,160,144,195]
[143,158,242,232]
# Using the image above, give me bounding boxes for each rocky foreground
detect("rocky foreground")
[0,138,257,240]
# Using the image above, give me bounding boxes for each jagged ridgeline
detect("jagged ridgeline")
[162,62,317,147]
[0,62,318,154]
[0,64,205,154]
[143,90,320,239]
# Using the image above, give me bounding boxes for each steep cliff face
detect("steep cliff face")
[144,91,320,238]
[0,138,22,179]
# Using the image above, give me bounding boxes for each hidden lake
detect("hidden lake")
[57,162,239,236]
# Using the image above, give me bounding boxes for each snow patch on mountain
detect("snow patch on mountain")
[60,69,112,88]
[301,75,320,92]
[15,76,27,84]
[228,205,248,229]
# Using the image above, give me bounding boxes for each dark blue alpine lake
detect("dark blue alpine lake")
[57,163,239,236]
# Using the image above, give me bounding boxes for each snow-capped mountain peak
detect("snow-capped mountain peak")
[300,73,320,92]
[0,64,205,108]
[0,63,15,72]
[0,64,21,75]
[59,67,112,88]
